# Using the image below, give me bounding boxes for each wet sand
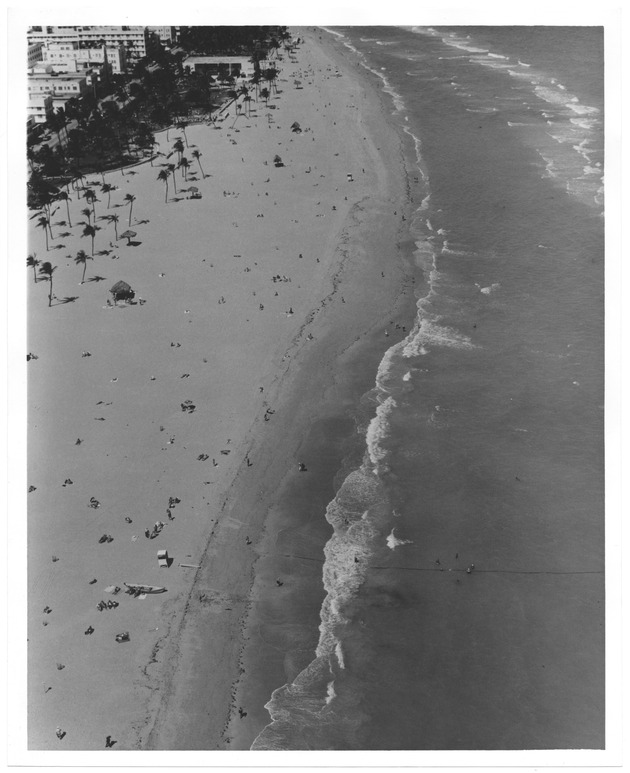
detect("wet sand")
[27,29,413,751]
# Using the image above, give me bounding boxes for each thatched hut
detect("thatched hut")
[110,280,135,304]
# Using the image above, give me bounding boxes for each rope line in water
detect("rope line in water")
[277,553,603,575]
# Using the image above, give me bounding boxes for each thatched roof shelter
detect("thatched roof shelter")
[110,280,135,302]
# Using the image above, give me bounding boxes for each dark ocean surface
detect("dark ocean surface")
[252,26,605,750]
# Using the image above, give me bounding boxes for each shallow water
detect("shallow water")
[253,26,604,750]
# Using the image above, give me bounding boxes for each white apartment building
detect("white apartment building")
[41,41,120,77]
[27,26,151,67]
[147,26,177,44]
[27,93,54,124]
[28,42,44,67]
[28,65,90,99]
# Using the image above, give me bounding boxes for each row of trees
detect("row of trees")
[177,26,288,56]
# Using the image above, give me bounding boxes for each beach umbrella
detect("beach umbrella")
[120,229,137,245]
[188,186,199,197]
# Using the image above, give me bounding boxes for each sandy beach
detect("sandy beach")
[27,28,414,751]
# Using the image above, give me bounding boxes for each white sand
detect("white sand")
[27,30,408,751]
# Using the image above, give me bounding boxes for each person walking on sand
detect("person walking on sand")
[56,727,65,740]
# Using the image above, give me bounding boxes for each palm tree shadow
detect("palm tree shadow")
[53,296,79,305]
[53,244,66,250]
[136,219,150,225]
[96,249,111,256]
[85,275,107,282]
[128,240,142,247]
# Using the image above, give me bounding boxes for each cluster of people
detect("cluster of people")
[144,521,165,540]
[96,599,119,611]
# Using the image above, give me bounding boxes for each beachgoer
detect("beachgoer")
[299,462,307,472]
[56,727,65,740]
[276,579,284,586]
[145,529,150,539]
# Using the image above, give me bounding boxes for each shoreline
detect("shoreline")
[141,29,422,751]
[26,27,421,752]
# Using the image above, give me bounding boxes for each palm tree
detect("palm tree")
[74,249,92,283]
[27,253,40,283]
[38,261,57,306]
[191,149,205,178]
[157,169,170,203]
[124,193,136,226]
[81,207,92,224]
[178,157,190,180]
[250,71,261,101]
[172,138,184,163]
[56,191,72,227]
[82,224,97,255]
[108,213,120,240]
[84,188,97,218]
[37,216,50,250]
[101,183,114,209]
[167,163,178,194]
[176,120,189,147]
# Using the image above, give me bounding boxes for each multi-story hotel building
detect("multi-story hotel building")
[27,26,153,69]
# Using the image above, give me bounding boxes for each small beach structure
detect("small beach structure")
[110,280,135,304]
[120,229,137,245]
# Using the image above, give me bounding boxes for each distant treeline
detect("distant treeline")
[178,26,288,56]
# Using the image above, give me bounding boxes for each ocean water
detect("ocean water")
[252,26,604,750]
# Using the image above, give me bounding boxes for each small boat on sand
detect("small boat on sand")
[124,583,167,594]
